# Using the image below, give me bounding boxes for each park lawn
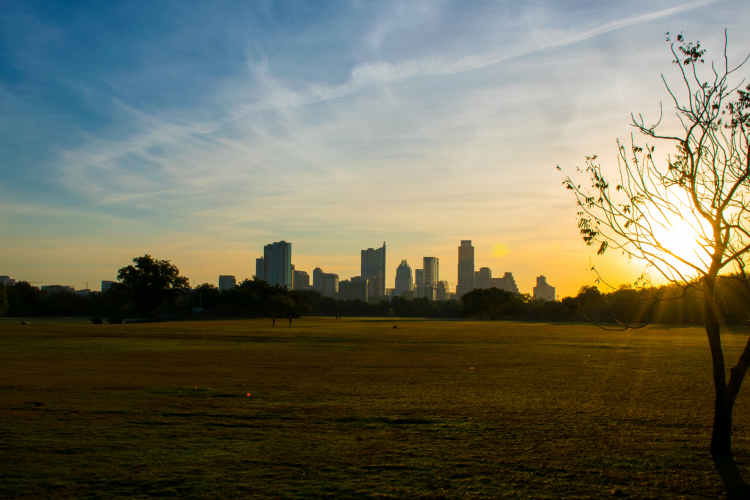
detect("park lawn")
[0,318,749,499]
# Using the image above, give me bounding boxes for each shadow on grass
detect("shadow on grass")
[712,453,750,499]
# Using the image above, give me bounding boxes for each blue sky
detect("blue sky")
[1,0,748,295]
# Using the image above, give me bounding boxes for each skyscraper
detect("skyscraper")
[218,275,236,291]
[361,242,386,298]
[533,276,556,301]
[423,257,439,287]
[415,269,424,287]
[457,240,474,297]
[263,241,292,288]
[394,260,413,296]
[313,267,324,292]
[477,267,492,289]
[321,273,339,298]
[437,280,451,301]
[293,270,310,291]
[255,257,265,281]
[491,272,519,294]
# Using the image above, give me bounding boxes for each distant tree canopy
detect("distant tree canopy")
[117,255,190,314]
[0,283,9,317]
[4,268,750,326]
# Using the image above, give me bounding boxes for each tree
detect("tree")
[560,32,750,454]
[0,283,8,317]
[117,255,190,315]
[195,283,221,309]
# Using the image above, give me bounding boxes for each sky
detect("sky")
[1,0,749,296]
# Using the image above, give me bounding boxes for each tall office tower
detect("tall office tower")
[255,257,265,281]
[218,275,236,291]
[533,276,556,301]
[394,260,413,296]
[263,241,292,288]
[415,269,424,287]
[321,273,339,298]
[290,264,295,290]
[293,270,310,291]
[477,267,492,289]
[101,280,115,292]
[436,280,451,301]
[313,268,325,292]
[423,257,439,287]
[361,242,386,298]
[491,272,519,294]
[457,240,475,297]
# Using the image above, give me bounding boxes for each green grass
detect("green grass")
[1,318,749,498]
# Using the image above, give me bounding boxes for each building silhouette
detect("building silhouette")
[263,241,292,288]
[415,284,435,301]
[101,280,114,292]
[293,270,310,291]
[423,257,439,287]
[457,240,474,297]
[361,242,386,298]
[533,276,556,301]
[394,260,413,296]
[491,272,519,294]
[218,275,236,291]
[313,267,325,292]
[340,277,368,302]
[476,267,492,289]
[255,257,265,281]
[437,280,451,301]
[415,269,424,287]
[321,273,339,298]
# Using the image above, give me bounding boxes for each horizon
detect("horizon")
[2,1,749,297]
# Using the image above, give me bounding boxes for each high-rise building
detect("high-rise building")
[476,267,492,289]
[293,270,310,291]
[340,277,368,302]
[437,280,451,301]
[313,268,325,292]
[361,242,386,298]
[263,241,292,288]
[457,240,475,297]
[423,257,439,287]
[255,257,265,281]
[101,280,115,292]
[321,273,339,298]
[415,269,424,287]
[394,260,413,296]
[533,276,556,301]
[415,284,436,301]
[0,276,16,286]
[218,275,236,291]
[491,272,519,294]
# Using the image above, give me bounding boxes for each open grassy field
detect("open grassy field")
[1,318,750,499]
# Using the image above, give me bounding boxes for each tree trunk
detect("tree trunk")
[704,276,733,454]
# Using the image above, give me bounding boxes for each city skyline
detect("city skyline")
[2,2,748,298]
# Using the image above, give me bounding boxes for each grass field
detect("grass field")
[1,318,750,499]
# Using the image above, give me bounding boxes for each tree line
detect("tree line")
[2,255,750,325]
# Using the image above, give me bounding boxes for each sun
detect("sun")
[650,219,709,278]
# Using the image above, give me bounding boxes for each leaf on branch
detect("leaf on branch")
[597,241,608,255]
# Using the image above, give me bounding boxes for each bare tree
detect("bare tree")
[559,31,750,454]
